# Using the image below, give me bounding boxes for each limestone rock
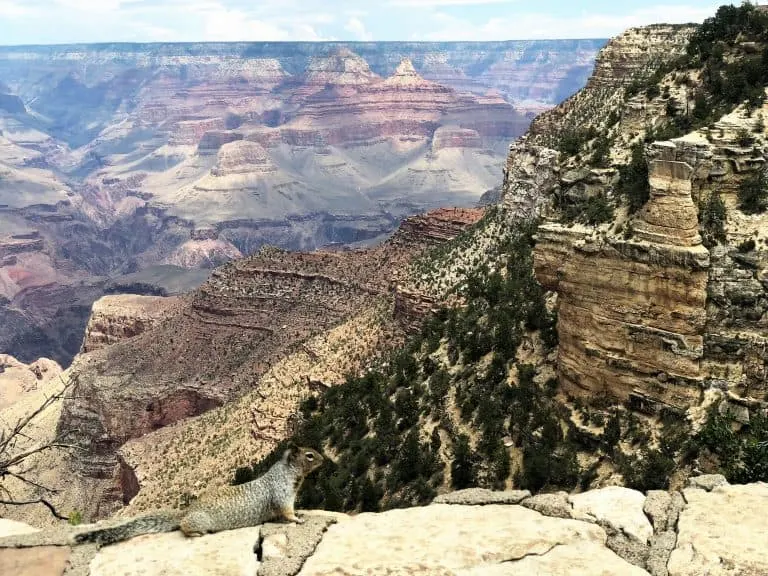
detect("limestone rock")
[668,483,768,576]
[0,546,71,576]
[522,491,573,519]
[432,488,530,506]
[686,474,729,492]
[298,503,646,575]
[0,355,63,412]
[258,516,337,576]
[647,531,677,576]
[88,527,261,576]
[463,541,651,575]
[81,294,177,354]
[0,519,40,538]
[570,486,653,544]
[634,160,702,247]
[643,491,673,533]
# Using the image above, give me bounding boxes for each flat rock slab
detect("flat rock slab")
[0,545,71,576]
[570,486,652,543]
[88,527,262,576]
[668,482,768,576]
[298,503,646,575]
[0,519,40,539]
[432,488,531,506]
[460,541,650,575]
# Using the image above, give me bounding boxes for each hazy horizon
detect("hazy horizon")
[0,0,725,45]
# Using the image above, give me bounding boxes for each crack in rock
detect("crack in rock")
[499,542,564,564]
[257,516,337,576]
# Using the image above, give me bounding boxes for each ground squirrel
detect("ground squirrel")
[72,445,323,546]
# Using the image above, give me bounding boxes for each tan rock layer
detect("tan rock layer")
[534,224,709,408]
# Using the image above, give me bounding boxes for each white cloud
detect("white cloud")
[344,17,373,41]
[420,4,720,40]
[0,0,40,17]
[389,0,514,5]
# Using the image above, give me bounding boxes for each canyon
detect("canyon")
[0,207,484,523]
[0,40,603,366]
[2,8,768,561]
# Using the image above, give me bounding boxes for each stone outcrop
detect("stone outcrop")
[80,294,178,354]
[2,479,766,576]
[533,162,710,408]
[668,482,768,576]
[210,141,277,177]
[431,126,482,151]
[393,207,484,332]
[633,160,701,246]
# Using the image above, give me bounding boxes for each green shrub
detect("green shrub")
[738,238,756,253]
[737,171,768,214]
[695,406,768,483]
[737,128,754,147]
[699,192,727,247]
[451,434,478,489]
[583,195,614,225]
[68,510,83,526]
[617,143,650,213]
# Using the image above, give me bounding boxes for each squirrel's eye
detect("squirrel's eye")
[305,453,314,461]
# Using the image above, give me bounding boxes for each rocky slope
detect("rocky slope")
[1,478,766,576]
[0,208,482,523]
[0,41,602,366]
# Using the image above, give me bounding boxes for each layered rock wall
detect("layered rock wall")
[81,294,178,353]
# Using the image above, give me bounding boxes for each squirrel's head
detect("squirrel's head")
[284,445,324,476]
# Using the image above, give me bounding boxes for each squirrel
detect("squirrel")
[71,445,324,547]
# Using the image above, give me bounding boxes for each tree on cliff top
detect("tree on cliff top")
[0,376,78,520]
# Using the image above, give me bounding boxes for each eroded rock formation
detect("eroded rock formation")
[81,295,178,354]
[501,22,768,412]
[44,208,478,520]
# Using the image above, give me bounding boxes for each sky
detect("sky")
[0,0,730,45]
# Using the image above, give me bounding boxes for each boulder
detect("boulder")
[570,486,653,543]
[298,503,647,575]
[88,527,261,576]
[667,483,768,576]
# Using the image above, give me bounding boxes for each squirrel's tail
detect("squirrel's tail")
[72,512,181,546]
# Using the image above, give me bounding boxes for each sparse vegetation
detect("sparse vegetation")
[685,3,768,117]
[694,406,768,483]
[699,191,728,247]
[737,170,768,214]
[617,143,650,213]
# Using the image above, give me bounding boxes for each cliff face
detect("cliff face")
[80,294,178,354]
[46,209,479,519]
[502,20,768,412]
[534,154,710,410]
